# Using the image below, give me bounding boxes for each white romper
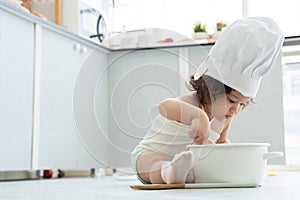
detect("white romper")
[134,114,220,158]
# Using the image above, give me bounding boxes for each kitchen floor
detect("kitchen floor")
[0,171,299,200]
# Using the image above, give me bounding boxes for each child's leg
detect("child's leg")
[136,150,194,184]
[136,150,170,184]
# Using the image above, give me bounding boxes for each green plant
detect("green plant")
[193,22,206,33]
[216,21,227,31]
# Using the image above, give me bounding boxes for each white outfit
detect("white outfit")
[135,114,220,157]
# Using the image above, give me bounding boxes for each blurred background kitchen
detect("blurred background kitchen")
[17,0,300,165]
[7,0,300,43]
[1,0,300,173]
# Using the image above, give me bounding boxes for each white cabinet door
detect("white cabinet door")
[0,9,34,170]
[107,48,188,167]
[38,28,109,168]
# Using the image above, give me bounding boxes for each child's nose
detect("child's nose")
[230,104,241,114]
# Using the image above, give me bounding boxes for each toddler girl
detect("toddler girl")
[131,17,284,184]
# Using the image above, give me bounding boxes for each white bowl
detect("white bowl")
[188,143,283,186]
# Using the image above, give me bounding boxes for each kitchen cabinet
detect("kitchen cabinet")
[106,48,194,167]
[37,27,110,168]
[0,9,34,170]
[105,46,209,167]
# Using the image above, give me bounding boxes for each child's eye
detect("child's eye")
[227,97,235,103]
[240,101,250,108]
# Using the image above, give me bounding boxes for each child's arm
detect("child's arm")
[158,98,210,144]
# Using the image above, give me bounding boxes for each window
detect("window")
[247,0,300,37]
[107,0,242,37]
[282,41,300,165]
[106,0,300,37]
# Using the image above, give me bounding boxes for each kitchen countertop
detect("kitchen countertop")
[2,1,299,52]
[0,1,213,52]
[0,1,105,48]
[0,171,299,200]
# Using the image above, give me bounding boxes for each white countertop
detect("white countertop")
[0,1,213,52]
[0,171,299,200]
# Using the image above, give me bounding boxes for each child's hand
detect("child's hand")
[188,116,210,144]
[204,138,215,144]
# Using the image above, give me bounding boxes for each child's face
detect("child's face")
[210,90,252,121]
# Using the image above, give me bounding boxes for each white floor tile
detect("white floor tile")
[0,172,299,200]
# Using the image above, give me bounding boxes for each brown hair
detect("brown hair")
[189,74,232,105]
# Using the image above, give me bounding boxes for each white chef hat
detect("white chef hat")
[194,17,284,98]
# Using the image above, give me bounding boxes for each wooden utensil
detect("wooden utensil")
[131,184,185,190]
[130,183,259,190]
